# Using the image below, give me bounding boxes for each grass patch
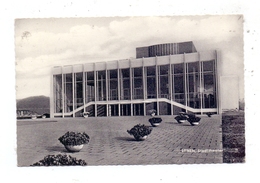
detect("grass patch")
[222,111,245,163]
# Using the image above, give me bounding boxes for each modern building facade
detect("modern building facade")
[50,41,220,118]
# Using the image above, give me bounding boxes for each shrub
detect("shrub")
[58,131,90,146]
[127,124,152,140]
[31,154,87,166]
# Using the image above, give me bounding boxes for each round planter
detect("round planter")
[135,135,147,141]
[178,119,186,123]
[151,123,160,127]
[83,115,88,118]
[190,122,200,126]
[65,144,84,152]
[31,115,37,120]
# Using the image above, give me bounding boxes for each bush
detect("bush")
[31,154,87,166]
[58,131,90,146]
[127,124,152,140]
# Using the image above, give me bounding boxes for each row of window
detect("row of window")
[53,61,216,113]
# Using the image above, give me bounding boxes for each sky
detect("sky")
[15,15,244,100]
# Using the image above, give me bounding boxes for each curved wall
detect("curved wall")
[136,41,197,58]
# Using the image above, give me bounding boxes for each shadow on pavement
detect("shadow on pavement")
[114,136,138,141]
[45,146,68,153]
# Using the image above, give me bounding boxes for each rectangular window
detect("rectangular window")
[64,74,73,113]
[75,73,83,108]
[133,67,143,99]
[86,72,95,102]
[108,69,118,100]
[97,71,106,101]
[174,63,184,74]
[53,74,62,113]
[120,69,130,100]
[146,66,156,99]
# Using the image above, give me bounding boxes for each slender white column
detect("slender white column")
[117,60,121,116]
[130,59,133,116]
[72,67,75,118]
[184,53,187,112]
[215,50,220,114]
[106,62,108,117]
[169,55,173,115]
[50,68,54,118]
[62,67,64,118]
[155,56,159,115]
[142,57,146,116]
[94,63,97,117]
[199,52,203,115]
[83,65,86,113]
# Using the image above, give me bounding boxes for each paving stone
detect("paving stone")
[17,115,223,166]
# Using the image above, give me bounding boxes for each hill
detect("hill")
[16,96,50,114]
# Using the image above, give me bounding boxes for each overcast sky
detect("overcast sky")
[15,15,244,99]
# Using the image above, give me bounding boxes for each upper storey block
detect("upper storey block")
[136,41,197,58]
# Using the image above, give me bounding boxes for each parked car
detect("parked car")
[41,113,50,118]
[16,110,45,119]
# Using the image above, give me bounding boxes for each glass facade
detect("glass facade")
[52,57,217,117]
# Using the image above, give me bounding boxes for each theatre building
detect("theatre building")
[50,41,222,118]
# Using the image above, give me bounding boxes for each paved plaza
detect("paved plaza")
[17,115,223,166]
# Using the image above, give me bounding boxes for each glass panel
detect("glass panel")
[159,76,169,98]
[65,74,72,82]
[122,79,130,100]
[187,73,200,108]
[108,70,118,100]
[147,77,156,98]
[133,103,144,116]
[159,102,171,115]
[120,104,131,116]
[133,78,143,99]
[134,67,142,77]
[188,62,199,73]
[174,63,184,74]
[146,66,156,99]
[133,68,143,99]
[174,75,184,93]
[121,68,130,78]
[98,70,106,79]
[109,104,119,116]
[54,74,62,113]
[86,72,95,102]
[173,75,184,104]
[203,60,214,72]
[119,69,130,100]
[87,71,94,80]
[203,73,216,108]
[147,66,156,76]
[75,73,83,108]
[65,83,73,112]
[159,65,169,75]
[75,72,83,81]
[109,69,118,78]
[75,82,83,105]
[97,71,106,101]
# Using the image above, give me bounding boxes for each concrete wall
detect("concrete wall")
[220,76,239,111]
[136,42,197,58]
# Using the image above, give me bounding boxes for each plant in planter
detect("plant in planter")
[206,112,214,117]
[58,131,90,152]
[186,113,201,126]
[127,124,152,141]
[82,112,90,118]
[31,154,87,166]
[174,112,188,123]
[148,109,157,117]
[149,117,162,127]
